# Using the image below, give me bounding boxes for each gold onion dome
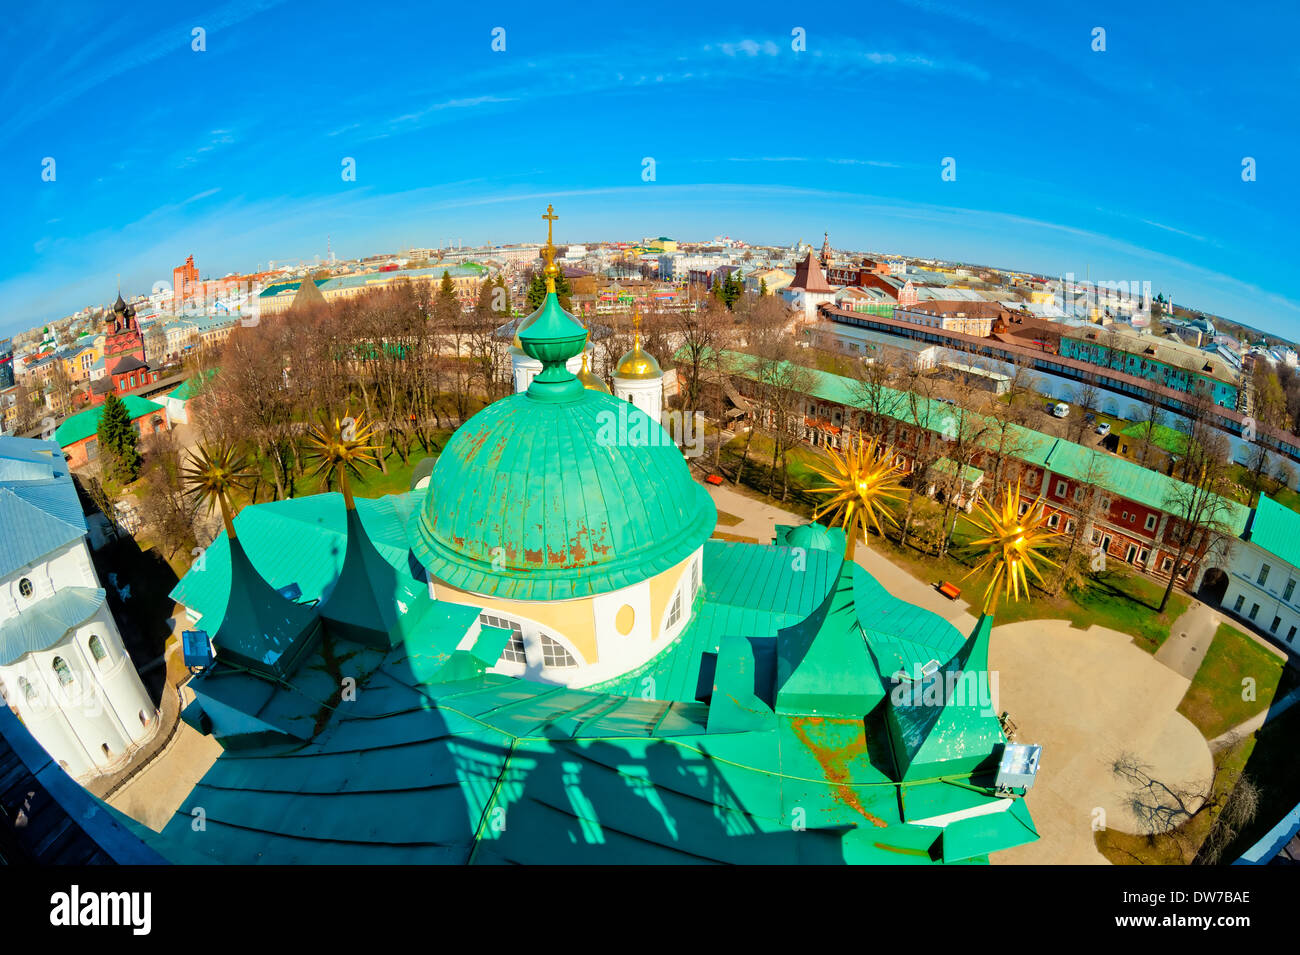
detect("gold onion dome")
[578,351,609,393]
[614,309,662,380]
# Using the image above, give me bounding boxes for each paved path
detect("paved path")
[105,626,224,832]
[991,621,1213,864]
[1156,600,1223,680]
[705,482,1214,864]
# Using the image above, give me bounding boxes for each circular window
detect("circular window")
[615,604,636,636]
[18,578,33,598]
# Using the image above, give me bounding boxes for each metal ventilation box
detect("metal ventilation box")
[182,630,213,670]
[996,742,1042,793]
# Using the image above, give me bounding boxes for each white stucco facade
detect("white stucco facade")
[612,372,664,425]
[0,539,157,779]
[1217,540,1300,654]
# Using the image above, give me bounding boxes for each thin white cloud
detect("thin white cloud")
[1140,219,1209,242]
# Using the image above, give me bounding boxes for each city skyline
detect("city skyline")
[2,0,1297,338]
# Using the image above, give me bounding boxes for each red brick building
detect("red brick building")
[173,254,200,306]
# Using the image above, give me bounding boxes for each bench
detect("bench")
[705,474,724,486]
[937,581,962,601]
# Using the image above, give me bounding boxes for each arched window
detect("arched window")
[52,656,73,687]
[18,677,36,703]
[88,635,109,668]
[540,633,577,669]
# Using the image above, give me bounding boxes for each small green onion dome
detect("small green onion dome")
[784,523,838,552]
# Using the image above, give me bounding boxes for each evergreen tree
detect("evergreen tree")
[725,269,743,308]
[438,270,457,304]
[526,268,572,311]
[759,277,769,297]
[97,393,142,484]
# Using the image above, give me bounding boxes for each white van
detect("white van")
[1052,402,1070,418]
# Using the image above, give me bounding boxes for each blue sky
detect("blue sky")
[2,0,1297,338]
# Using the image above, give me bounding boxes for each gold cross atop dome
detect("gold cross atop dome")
[541,203,560,293]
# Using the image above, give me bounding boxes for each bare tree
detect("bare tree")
[136,429,198,560]
[1158,421,1236,613]
[849,344,906,435]
[1069,372,1102,445]
[1112,745,1259,865]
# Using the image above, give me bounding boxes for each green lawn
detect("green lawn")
[234,430,454,507]
[987,567,1190,652]
[1177,623,1286,739]
[1222,461,1300,512]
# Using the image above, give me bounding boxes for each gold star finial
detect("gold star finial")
[962,482,1061,615]
[808,432,907,560]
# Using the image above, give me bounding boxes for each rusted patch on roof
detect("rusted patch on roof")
[790,716,888,829]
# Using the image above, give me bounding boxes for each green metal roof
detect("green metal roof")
[171,493,423,622]
[155,651,1031,863]
[155,485,1036,863]
[164,368,217,402]
[319,505,435,649]
[411,388,715,601]
[206,536,322,680]
[1248,494,1300,569]
[53,395,165,447]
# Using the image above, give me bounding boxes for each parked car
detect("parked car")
[1085,412,1096,422]
[1096,422,1111,437]
[1052,402,1070,418]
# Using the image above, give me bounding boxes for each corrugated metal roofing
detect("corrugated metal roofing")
[53,395,165,447]
[1247,494,1300,569]
[0,587,104,666]
[151,483,1037,863]
[0,489,85,580]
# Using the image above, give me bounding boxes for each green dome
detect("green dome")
[411,387,716,601]
[784,523,838,552]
